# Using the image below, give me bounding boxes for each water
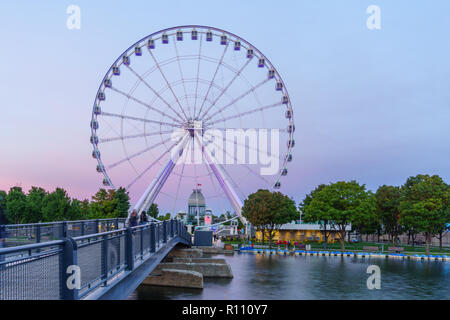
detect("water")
[129,253,450,300]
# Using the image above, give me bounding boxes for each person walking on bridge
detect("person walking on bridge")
[129,210,138,227]
[139,211,148,225]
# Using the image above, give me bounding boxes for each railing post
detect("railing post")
[95,219,100,234]
[61,221,67,238]
[101,233,109,285]
[140,228,144,259]
[115,218,119,230]
[125,227,134,271]
[163,221,167,243]
[171,220,174,238]
[36,225,41,243]
[81,221,85,236]
[61,238,79,300]
[150,223,156,253]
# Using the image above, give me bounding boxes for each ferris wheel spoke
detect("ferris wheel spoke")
[147,49,189,120]
[101,111,182,128]
[203,78,270,122]
[98,130,172,144]
[126,139,179,190]
[196,42,229,119]
[199,58,252,120]
[173,38,192,119]
[193,34,203,119]
[206,101,283,126]
[110,80,184,124]
[107,136,172,170]
[219,134,282,161]
[207,138,273,186]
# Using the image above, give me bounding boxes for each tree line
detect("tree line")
[300,174,449,254]
[242,174,449,255]
[0,186,131,224]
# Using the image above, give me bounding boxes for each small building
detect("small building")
[188,189,206,217]
[255,223,352,243]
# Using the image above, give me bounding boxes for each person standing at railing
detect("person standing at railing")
[139,211,148,225]
[129,210,138,228]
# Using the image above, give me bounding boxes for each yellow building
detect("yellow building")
[255,223,351,244]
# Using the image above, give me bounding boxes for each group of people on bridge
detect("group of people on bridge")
[128,210,149,227]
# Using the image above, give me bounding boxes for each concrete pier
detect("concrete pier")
[155,261,233,278]
[142,269,203,289]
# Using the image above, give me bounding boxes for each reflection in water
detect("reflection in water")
[129,253,449,300]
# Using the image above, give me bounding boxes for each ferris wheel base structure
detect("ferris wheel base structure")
[131,130,248,228]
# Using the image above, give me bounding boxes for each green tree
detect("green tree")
[242,189,298,248]
[148,203,159,219]
[25,186,47,223]
[301,184,333,248]
[157,212,171,221]
[5,187,27,224]
[303,181,376,250]
[375,185,403,245]
[113,187,130,218]
[399,174,449,255]
[90,188,129,219]
[0,190,8,224]
[41,188,72,222]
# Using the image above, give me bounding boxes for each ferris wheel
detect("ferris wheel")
[90,26,295,223]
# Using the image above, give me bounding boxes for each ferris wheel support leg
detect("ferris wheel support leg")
[131,134,190,221]
[194,132,248,234]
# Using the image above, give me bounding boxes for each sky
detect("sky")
[0,0,449,214]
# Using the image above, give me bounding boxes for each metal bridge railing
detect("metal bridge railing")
[0,219,191,300]
[0,218,127,248]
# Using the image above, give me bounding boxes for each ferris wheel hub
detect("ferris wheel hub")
[184,119,204,137]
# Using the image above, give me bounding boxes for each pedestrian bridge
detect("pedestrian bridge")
[0,218,191,300]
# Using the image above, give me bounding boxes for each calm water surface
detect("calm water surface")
[129,253,449,300]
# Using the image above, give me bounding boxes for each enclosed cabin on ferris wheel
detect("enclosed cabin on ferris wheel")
[234,40,241,51]
[122,55,130,66]
[247,48,254,59]
[103,79,112,88]
[274,181,281,189]
[206,30,213,41]
[92,149,100,159]
[258,58,265,68]
[220,34,227,45]
[112,66,120,76]
[134,46,142,56]
[162,33,169,44]
[268,69,275,79]
[176,30,183,41]
[191,29,198,40]
[147,38,155,49]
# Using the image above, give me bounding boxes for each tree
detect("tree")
[25,186,47,223]
[5,187,27,224]
[157,213,171,221]
[303,181,376,250]
[148,203,159,219]
[375,185,402,246]
[41,188,72,222]
[399,174,449,255]
[90,188,130,219]
[113,187,130,218]
[242,189,298,248]
[301,184,334,248]
[0,190,8,224]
